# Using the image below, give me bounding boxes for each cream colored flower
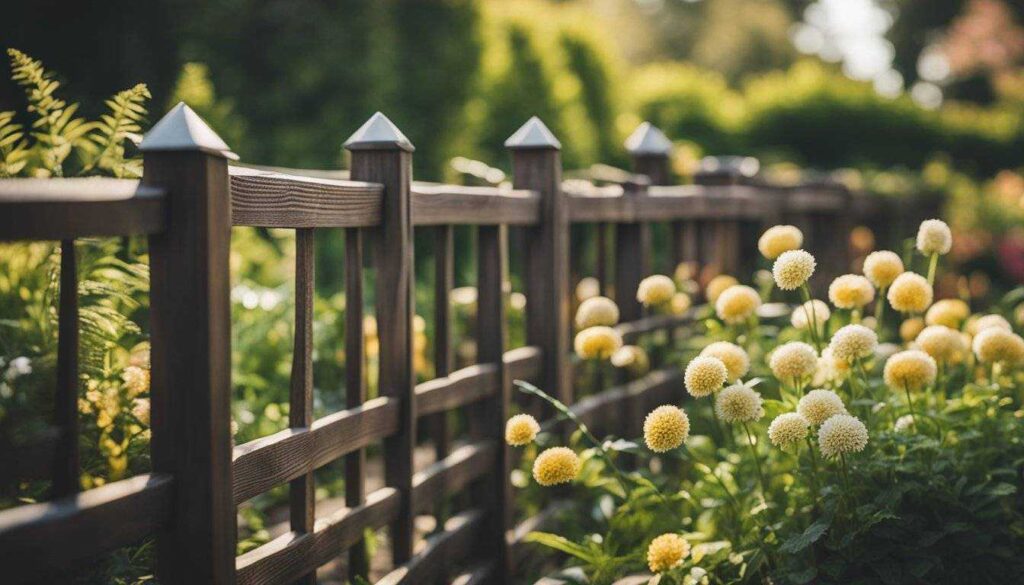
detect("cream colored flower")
[888,272,933,314]
[122,366,150,398]
[972,327,1024,365]
[575,296,620,329]
[670,293,692,315]
[644,405,690,452]
[970,314,1012,335]
[637,275,676,307]
[715,285,761,324]
[900,318,925,342]
[894,414,915,433]
[813,348,851,386]
[828,274,875,310]
[791,299,830,331]
[611,345,650,376]
[131,398,150,425]
[768,412,810,449]
[817,414,868,458]
[505,414,540,446]
[916,219,952,255]
[925,299,970,329]
[532,447,581,486]
[575,277,600,302]
[647,534,690,573]
[769,342,819,383]
[915,325,967,364]
[706,275,738,304]
[798,389,848,426]
[684,356,728,398]
[863,250,904,288]
[714,384,764,423]
[829,324,878,363]
[883,350,937,391]
[772,249,816,290]
[574,326,623,360]
[758,225,804,259]
[700,341,750,382]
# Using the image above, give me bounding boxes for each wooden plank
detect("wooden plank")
[53,239,79,497]
[615,312,693,342]
[0,473,173,583]
[504,345,543,382]
[229,166,383,228]
[452,562,495,585]
[235,487,400,585]
[232,396,399,504]
[412,442,496,514]
[346,116,417,564]
[343,227,369,580]
[613,181,651,323]
[429,225,454,535]
[545,368,683,438]
[0,178,166,241]
[415,363,501,417]
[412,185,540,225]
[375,509,486,585]
[144,144,236,584]
[289,228,316,584]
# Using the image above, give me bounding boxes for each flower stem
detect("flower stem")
[800,284,822,352]
[926,253,939,286]
[742,422,770,497]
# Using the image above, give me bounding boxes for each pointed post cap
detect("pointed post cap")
[344,112,414,152]
[624,122,672,156]
[504,116,561,150]
[139,102,237,159]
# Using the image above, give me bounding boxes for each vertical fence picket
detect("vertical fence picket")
[626,122,674,276]
[613,178,651,323]
[141,103,236,585]
[53,239,79,497]
[345,112,417,567]
[290,227,316,585]
[344,227,370,580]
[431,225,454,525]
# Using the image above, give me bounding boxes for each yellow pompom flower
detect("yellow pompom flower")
[575,277,600,302]
[828,274,875,309]
[670,292,692,315]
[647,534,690,573]
[888,272,933,314]
[684,356,728,398]
[532,447,581,486]
[772,249,816,290]
[505,414,540,446]
[813,348,851,386]
[611,345,650,376]
[916,219,953,255]
[700,341,750,382]
[915,325,967,364]
[715,285,762,324]
[862,250,904,288]
[883,350,937,391]
[768,412,810,450]
[972,327,1024,365]
[637,275,676,307]
[900,318,925,342]
[706,275,739,304]
[969,314,1012,335]
[574,326,623,360]
[791,299,830,332]
[769,341,819,383]
[122,366,150,398]
[643,405,690,452]
[798,389,848,426]
[817,414,869,458]
[829,324,878,363]
[925,299,970,328]
[758,225,804,259]
[575,296,620,329]
[714,384,764,423]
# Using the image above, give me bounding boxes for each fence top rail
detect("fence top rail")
[567,182,778,223]
[0,177,167,241]
[229,165,384,229]
[411,183,540,226]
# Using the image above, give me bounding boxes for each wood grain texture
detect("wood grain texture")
[412,441,496,514]
[375,509,485,585]
[145,150,236,585]
[232,396,399,504]
[53,239,79,497]
[0,473,173,584]
[504,345,543,382]
[567,184,776,223]
[289,228,316,584]
[412,185,540,226]
[0,178,166,241]
[415,363,501,417]
[429,225,454,539]
[343,227,370,580]
[235,487,400,585]
[229,165,383,228]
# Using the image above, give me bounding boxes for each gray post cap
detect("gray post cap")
[504,116,561,150]
[624,122,672,156]
[344,112,414,152]
[139,102,237,160]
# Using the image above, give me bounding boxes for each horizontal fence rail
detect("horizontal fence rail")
[0,103,938,585]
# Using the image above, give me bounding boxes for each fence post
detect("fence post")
[141,103,236,584]
[626,122,688,275]
[694,157,757,277]
[506,117,571,406]
[345,113,417,566]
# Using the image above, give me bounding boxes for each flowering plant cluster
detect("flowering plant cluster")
[511,221,1024,585]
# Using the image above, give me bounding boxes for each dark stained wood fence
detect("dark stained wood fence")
[0,104,934,584]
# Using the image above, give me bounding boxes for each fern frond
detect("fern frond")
[81,83,150,178]
[0,111,29,177]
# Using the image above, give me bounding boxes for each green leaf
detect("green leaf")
[779,516,831,553]
[525,532,598,564]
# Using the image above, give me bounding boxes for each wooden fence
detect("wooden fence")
[0,104,935,584]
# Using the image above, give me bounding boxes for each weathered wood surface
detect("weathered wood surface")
[289,228,316,585]
[376,509,485,585]
[412,184,540,225]
[412,441,496,514]
[53,239,79,497]
[343,226,370,579]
